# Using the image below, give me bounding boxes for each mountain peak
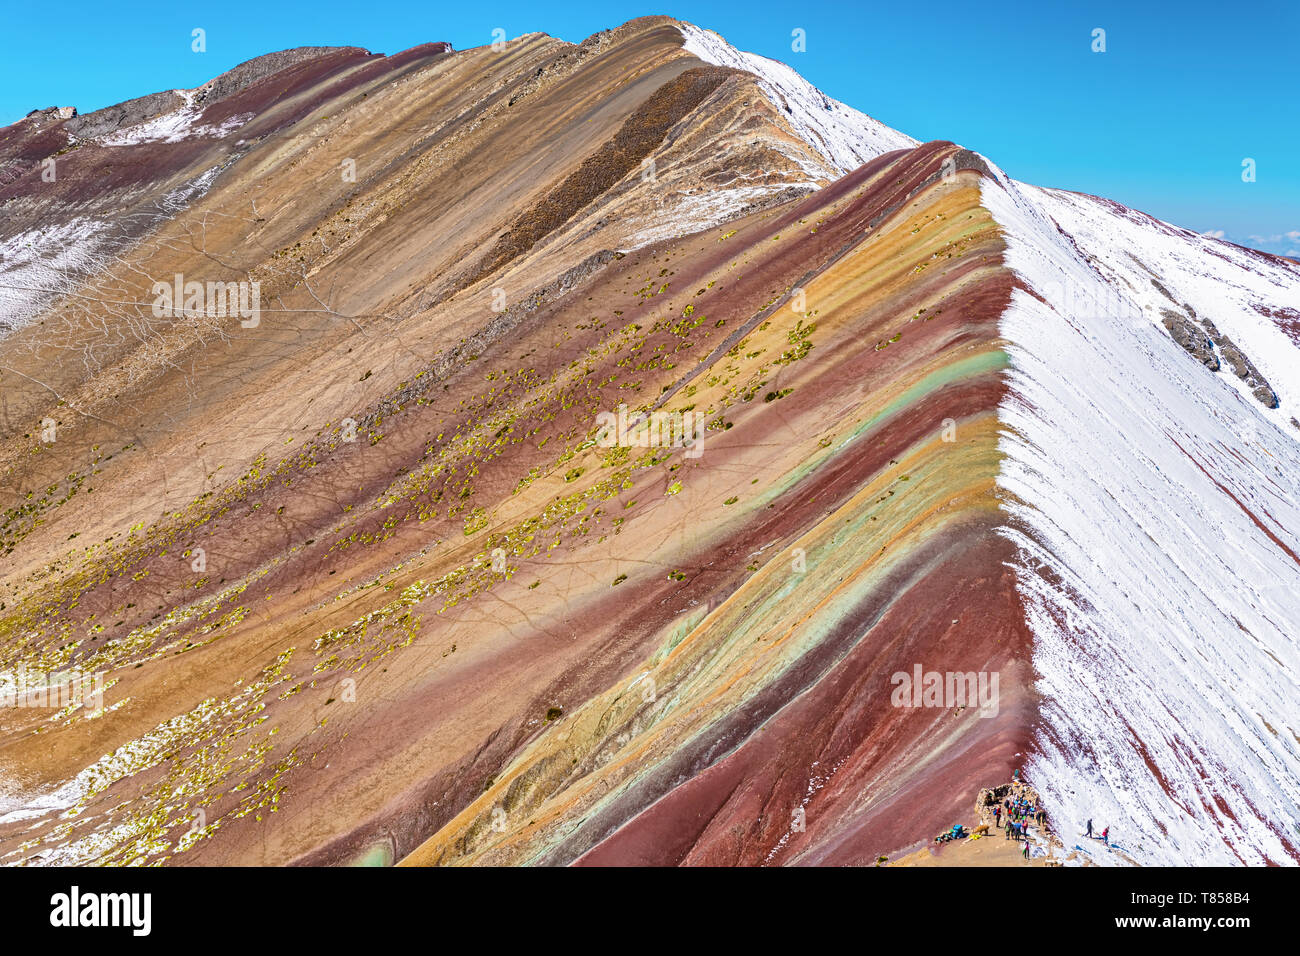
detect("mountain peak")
[0,19,1296,871]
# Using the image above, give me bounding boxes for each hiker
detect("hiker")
[1022,840,1030,860]
[1101,826,1109,846]
[1086,818,1093,838]
[994,806,1001,826]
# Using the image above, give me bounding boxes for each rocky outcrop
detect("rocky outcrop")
[64,89,188,139]
[1198,316,1279,408]
[1161,309,1219,370]
[21,106,76,128]
[58,47,386,142]
[1158,298,1279,408]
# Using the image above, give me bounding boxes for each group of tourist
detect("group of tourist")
[994,794,1045,837]
[990,787,1047,860]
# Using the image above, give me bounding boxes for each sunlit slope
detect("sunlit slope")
[0,129,1027,865]
[398,145,1030,866]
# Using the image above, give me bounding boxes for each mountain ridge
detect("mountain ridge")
[0,17,1296,868]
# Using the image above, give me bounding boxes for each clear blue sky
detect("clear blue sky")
[3,0,1296,255]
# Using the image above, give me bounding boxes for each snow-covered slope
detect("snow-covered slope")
[1031,187,1300,425]
[982,165,1300,865]
[677,22,917,178]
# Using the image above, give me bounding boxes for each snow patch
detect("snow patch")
[100,90,252,146]
[0,217,113,334]
[627,181,806,246]
[0,168,229,336]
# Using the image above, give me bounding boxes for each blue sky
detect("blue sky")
[3,0,1296,255]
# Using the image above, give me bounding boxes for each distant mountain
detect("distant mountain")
[0,16,1296,867]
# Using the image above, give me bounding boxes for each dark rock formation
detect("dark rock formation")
[1161,310,1219,370]
[64,90,188,139]
[1158,301,1279,408]
[1198,316,1279,408]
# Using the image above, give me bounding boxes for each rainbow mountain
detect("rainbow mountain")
[1,17,1297,866]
